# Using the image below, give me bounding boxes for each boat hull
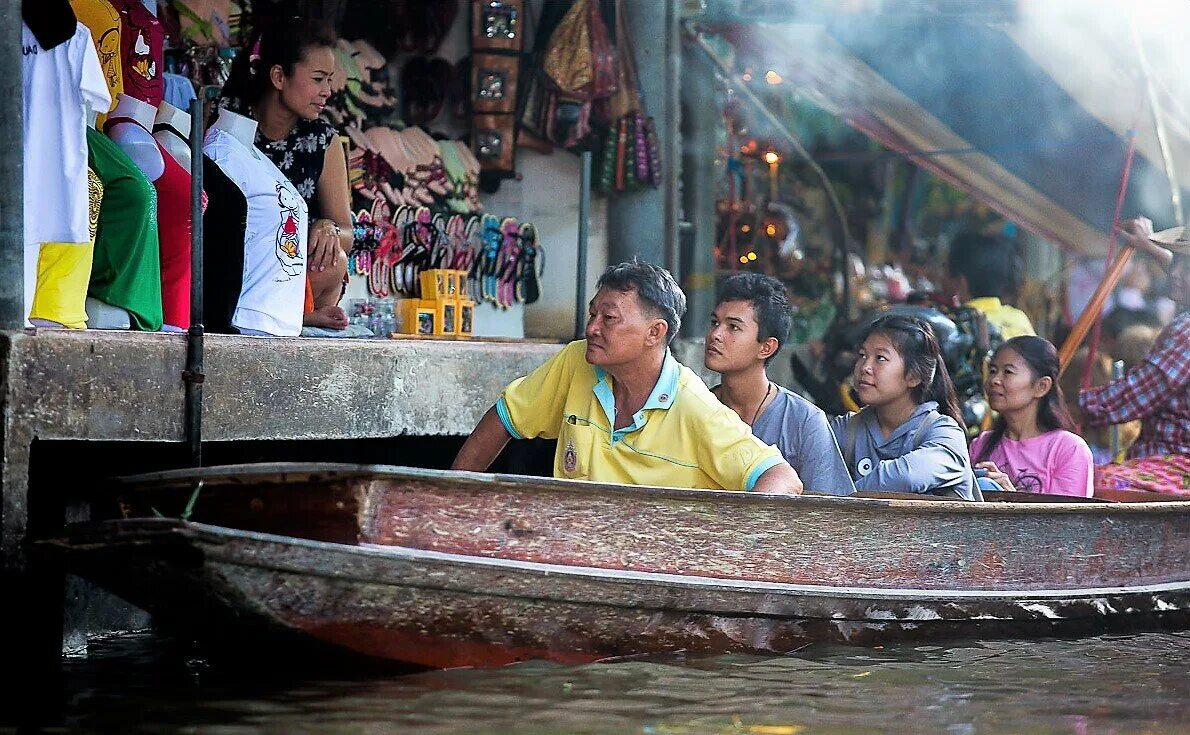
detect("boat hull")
[114,464,1190,594]
[44,519,1190,669]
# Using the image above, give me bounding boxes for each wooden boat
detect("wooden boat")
[38,463,1190,669]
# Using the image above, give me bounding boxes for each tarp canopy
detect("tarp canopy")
[734,3,1190,255]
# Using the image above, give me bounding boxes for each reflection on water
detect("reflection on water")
[46,632,1190,733]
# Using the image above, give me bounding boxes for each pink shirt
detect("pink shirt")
[969,430,1094,497]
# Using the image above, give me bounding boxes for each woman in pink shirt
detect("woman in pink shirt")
[971,336,1095,496]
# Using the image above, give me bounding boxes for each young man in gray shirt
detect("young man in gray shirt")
[704,273,856,495]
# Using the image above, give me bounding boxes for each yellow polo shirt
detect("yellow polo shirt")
[496,340,785,491]
[967,297,1036,340]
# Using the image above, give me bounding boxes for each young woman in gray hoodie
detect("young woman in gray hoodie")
[830,314,978,500]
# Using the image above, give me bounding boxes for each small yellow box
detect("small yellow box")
[419,269,448,300]
[397,298,436,336]
[436,299,459,336]
[457,299,475,338]
[455,270,471,301]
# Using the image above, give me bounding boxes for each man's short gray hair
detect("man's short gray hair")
[596,259,687,343]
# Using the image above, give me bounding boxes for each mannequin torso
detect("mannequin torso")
[153,101,191,172]
[105,93,164,180]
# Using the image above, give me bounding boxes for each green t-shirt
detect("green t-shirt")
[86,126,163,331]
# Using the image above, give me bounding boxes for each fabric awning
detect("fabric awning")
[739,5,1190,255]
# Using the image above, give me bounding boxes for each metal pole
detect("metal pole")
[575,150,592,340]
[662,0,681,275]
[1109,359,1125,461]
[0,0,23,328]
[184,97,205,468]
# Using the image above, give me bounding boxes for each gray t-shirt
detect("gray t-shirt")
[828,401,977,500]
[752,387,856,495]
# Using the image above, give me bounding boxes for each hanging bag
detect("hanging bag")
[542,0,617,101]
[596,0,662,193]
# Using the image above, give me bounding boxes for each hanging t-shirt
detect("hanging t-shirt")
[22,21,110,324]
[162,71,197,110]
[22,22,109,248]
[69,0,123,114]
[111,0,163,106]
[203,126,307,336]
[86,126,164,331]
[104,115,195,329]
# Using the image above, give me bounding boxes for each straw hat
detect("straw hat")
[1148,226,1190,253]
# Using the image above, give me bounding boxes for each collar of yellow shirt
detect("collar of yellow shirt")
[590,349,682,443]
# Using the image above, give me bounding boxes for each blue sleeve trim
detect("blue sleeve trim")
[495,397,524,439]
[745,454,784,492]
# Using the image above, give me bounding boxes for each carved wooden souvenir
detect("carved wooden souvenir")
[472,52,519,114]
[471,0,524,52]
[472,113,516,172]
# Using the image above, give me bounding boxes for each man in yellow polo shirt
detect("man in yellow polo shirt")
[452,260,803,494]
[946,232,1036,339]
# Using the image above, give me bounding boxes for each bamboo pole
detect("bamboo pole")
[1057,244,1136,377]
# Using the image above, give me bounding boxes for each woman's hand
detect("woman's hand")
[975,461,1015,492]
[308,219,343,273]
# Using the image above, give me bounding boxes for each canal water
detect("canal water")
[34,630,1190,733]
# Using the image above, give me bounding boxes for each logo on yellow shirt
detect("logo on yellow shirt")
[564,439,578,473]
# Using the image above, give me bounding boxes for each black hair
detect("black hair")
[974,335,1076,463]
[947,232,1017,300]
[220,17,336,111]
[596,259,687,344]
[716,273,793,366]
[861,314,965,425]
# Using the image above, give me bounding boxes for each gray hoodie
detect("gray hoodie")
[829,401,977,500]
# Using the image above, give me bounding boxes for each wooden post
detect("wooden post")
[1057,244,1136,376]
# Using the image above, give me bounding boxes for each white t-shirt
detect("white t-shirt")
[22,22,111,248]
[202,126,307,337]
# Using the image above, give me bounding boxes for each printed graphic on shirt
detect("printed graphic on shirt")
[275,183,304,277]
[1010,469,1043,494]
[87,169,102,241]
[97,28,120,88]
[129,29,156,86]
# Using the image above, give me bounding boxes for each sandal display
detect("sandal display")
[400,126,452,199]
